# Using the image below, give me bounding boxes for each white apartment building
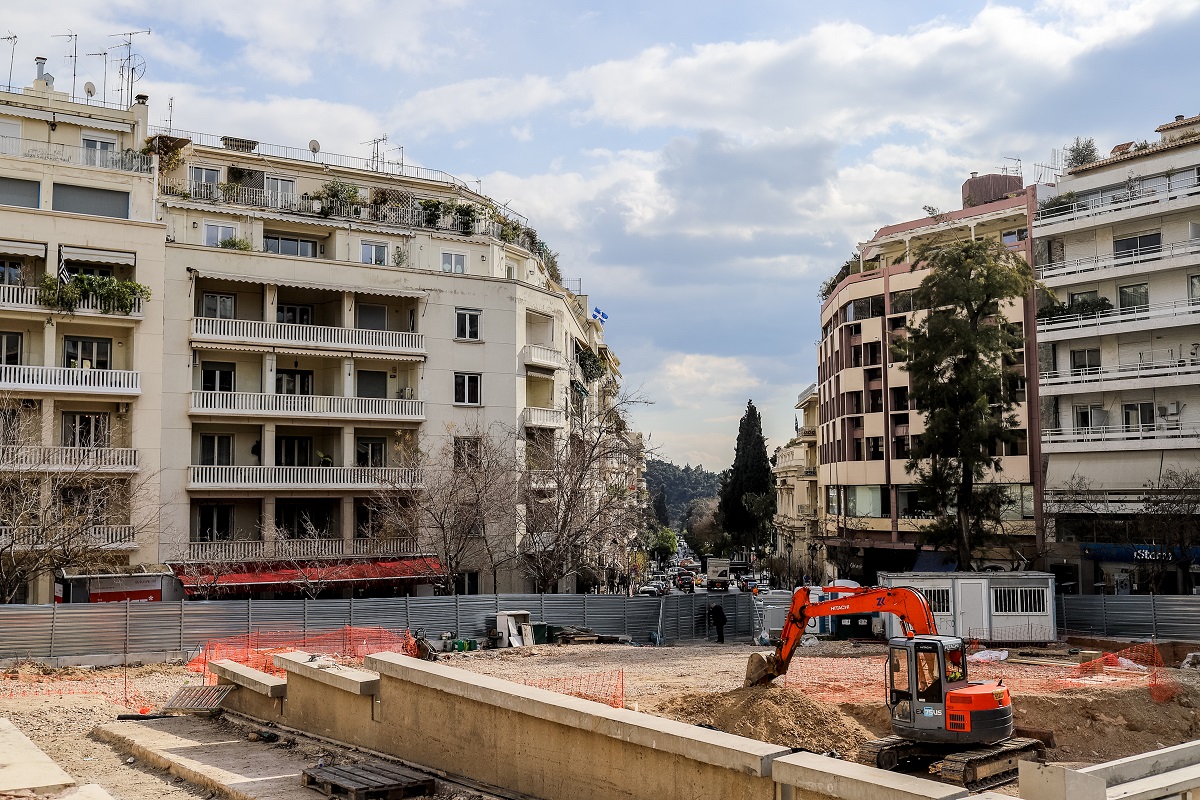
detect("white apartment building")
[1035,113,1200,595]
[771,383,822,583]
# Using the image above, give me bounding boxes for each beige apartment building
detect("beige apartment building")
[817,175,1042,582]
[0,59,631,601]
[771,383,822,583]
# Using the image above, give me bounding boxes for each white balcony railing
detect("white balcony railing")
[524,344,565,369]
[1042,424,1200,445]
[0,135,153,174]
[1035,173,1200,225]
[0,446,139,471]
[190,391,425,420]
[182,535,420,562]
[0,525,137,549]
[188,465,421,490]
[1037,299,1200,335]
[524,407,566,428]
[0,282,143,316]
[1037,238,1200,282]
[1040,358,1200,389]
[0,364,140,394]
[192,317,425,354]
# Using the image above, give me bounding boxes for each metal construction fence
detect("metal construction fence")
[1057,594,1200,641]
[0,592,756,661]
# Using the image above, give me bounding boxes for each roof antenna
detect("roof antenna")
[52,31,78,101]
[85,49,110,105]
[361,134,387,171]
[1,33,15,94]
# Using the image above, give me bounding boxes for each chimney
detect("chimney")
[970,171,978,178]
[1178,115,1186,122]
[34,57,46,80]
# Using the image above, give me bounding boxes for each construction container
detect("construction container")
[877,571,1057,643]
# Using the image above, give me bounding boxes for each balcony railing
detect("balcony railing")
[1037,299,1200,335]
[524,407,566,428]
[1043,423,1200,445]
[1037,238,1200,282]
[0,364,140,394]
[190,391,425,421]
[192,317,426,355]
[0,283,144,316]
[0,135,153,174]
[181,536,419,562]
[188,465,421,490]
[0,446,138,471]
[0,525,137,549]
[1035,173,1200,225]
[1040,358,1200,389]
[524,344,565,369]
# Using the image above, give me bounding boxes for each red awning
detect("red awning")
[176,558,442,593]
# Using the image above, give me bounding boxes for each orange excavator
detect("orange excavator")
[744,585,1044,790]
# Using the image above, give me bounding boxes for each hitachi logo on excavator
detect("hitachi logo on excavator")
[828,604,851,610]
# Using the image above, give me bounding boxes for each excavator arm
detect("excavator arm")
[744,585,939,686]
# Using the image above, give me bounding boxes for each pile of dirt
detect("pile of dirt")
[654,685,874,756]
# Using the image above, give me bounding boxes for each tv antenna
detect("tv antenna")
[386,144,404,170]
[85,49,110,104]
[362,134,387,170]
[2,33,15,94]
[1001,156,1022,177]
[108,28,149,106]
[52,31,78,101]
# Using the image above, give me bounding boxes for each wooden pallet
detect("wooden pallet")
[302,762,435,800]
[161,685,235,714]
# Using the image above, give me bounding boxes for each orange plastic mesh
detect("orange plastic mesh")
[0,670,157,711]
[521,670,626,708]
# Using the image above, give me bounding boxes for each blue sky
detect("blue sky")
[7,1,1200,468]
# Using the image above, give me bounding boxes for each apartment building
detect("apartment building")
[817,175,1040,583]
[1035,114,1200,595]
[0,62,164,602]
[771,383,823,584]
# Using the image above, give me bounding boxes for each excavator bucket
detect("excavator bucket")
[744,651,783,687]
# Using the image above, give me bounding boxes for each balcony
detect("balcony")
[1042,423,1200,453]
[0,525,137,550]
[1040,358,1200,395]
[1037,238,1200,286]
[524,344,565,370]
[0,283,144,317]
[0,364,140,395]
[180,536,419,563]
[0,135,153,174]
[1034,173,1200,231]
[192,317,425,358]
[0,446,139,472]
[1037,299,1200,342]
[190,391,425,422]
[188,465,421,490]
[524,407,566,429]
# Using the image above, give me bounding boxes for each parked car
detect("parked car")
[675,573,695,592]
[638,581,668,597]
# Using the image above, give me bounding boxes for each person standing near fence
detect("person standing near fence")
[709,603,727,643]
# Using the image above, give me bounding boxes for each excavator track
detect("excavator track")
[858,736,1045,791]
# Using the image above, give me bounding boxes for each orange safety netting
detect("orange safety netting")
[0,669,157,712]
[521,670,626,708]
[187,625,420,682]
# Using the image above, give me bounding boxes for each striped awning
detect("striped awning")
[190,269,426,299]
[60,245,136,267]
[0,239,46,259]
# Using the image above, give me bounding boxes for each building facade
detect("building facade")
[1035,114,1200,595]
[771,383,823,583]
[817,176,1041,583]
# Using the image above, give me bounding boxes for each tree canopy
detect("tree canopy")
[643,458,720,528]
[717,400,775,553]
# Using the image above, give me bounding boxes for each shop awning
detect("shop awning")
[60,245,136,267]
[176,558,442,593]
[0,239,46,259]
[189,269,426,299]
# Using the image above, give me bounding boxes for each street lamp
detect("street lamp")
[785,541,794,589]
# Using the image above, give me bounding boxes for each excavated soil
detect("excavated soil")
[653,685,875,757]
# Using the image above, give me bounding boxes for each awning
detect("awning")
[197,341,426,362]
[60,245,136,267]
[0,239,46,259]
[59,563,174,579]
[2,106,132,133]
[175,558,442,593]
[190,269,426,299]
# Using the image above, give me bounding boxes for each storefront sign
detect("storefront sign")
[89,575,162,603]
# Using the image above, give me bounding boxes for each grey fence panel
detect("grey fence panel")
[458,596,498,639]
[1103,595,1155,638]
[51,604,128,657]
[624,597,662,642]
[306,599,353,632]
[1148,596,1200,641]
[1061,596,1105,635]
[543,595,587,628]
[182,601,251,652]
[349,598,410,633]
[407,597,456,636]
[0,605,54,657]
[582,596,628,635]
[246,600,306,634]
[127,603,187,654]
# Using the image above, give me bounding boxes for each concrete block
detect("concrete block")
[0,717,76,795]
[273,651,379,696]
[59,784,119,799]
[1104,762,1200,800]
[1080,738,1200,786]
[771,751,969,800]
[1018,761,1105,800]
[209,659,287,697]
[365,651,790,777]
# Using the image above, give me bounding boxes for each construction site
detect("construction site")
[3,614,1200,800]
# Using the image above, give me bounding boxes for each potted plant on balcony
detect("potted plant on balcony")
[454,202,479,235]
[38,273,151,316]
[419,199,445,228]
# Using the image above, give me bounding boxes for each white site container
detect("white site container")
[496,610,532,647]
[877,571,1057,643]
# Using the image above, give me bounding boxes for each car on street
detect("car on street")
[675,573,695,592]
[638,581,668,596]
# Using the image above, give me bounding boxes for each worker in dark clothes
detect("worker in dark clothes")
[709,604,727,643]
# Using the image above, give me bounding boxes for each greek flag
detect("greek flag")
[591,307,609,324]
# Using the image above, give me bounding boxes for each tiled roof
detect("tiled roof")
[1155,114,1200,133]
[1067,134,1200,175]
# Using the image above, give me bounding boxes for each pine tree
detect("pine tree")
[653,488,670,527]
[718,400,775,552]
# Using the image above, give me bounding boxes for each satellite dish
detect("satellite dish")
[84,81,96,98]
[309,139,321,154]
[129,55,147,81]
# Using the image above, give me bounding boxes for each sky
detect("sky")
[5,0,1199,469]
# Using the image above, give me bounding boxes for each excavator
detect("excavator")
[744,585,1045,790]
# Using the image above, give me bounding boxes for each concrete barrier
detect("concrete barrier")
[772,751,970,800]
[209,659,286,722]
[1020,740,1200,800]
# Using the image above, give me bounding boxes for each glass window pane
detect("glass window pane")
[280,238,299,256]
[298,240,315,258]
[454,373,465,403]
[265,236,280,254]
[442,253,454,272]
[1118,284,1148,310]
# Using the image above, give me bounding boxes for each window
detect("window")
[1074,404,1105,430]
[264,235,316,257]
[276,304,312,325]
[52,183,129,219]
[356,370,388,399]
[890,290,914,314]
[264,176,295,205]
[276,502,332,538]
[62,263,111,278]
[1190,274,1200,304]
[890,386,909,410]
[0,176,39,209]
[1068,289,1098,307]
[356,304,387,331]
[63,337,111,370]
[190,166,220,185]
[1113,231,1161,260]
[201,362,235,392]
[204,222,235,247]
[62,412,109,448]
[0,260,23,286]
[993,587,1046,615]
[201,293,235,319]
[276,436,313,467]
[441,252,466,274]
[454,572,481,595]
[0,332,20,365]
[199,433,233,466]
[1118,283,1149,312]
[1069,348,1101,374]
[866,436,884,461]
[361,241,387,265]
[914,644,942,704]
[197,504,233,542]
[453,436,482,469]
[356,437,386,467]
[276,369,313,395]
[454,372,481,405]
[921,588,951,614]
[1123,402,1155,431]
[81,133,116,167]
[1004,430,1029,457]
[1001,228,1028,250]
[889,647,912,722]
[456,308,481,340]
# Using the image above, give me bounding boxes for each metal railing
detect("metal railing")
[1035,173,1200,224]
[1037,237,1200,281]
[191,317,426,353]
[524,407,566,428]
[0,525,136,549]
[190,391,425,420]
[0,84,134,111]
[0,364,140,394]
[0,282,143,315]
[1042,423,1200,445]
[1037,298,1200,333]
[188,465,421,489]
[1040,357,1200,388]
[524,344,565,369]
[0,135,152,174]
[182,537,419,561]
[0,446,138,471]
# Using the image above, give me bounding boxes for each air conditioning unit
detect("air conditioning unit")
[1169,402,1181,415]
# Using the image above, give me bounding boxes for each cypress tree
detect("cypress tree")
[718,400,775,552]
[652,488,670,527]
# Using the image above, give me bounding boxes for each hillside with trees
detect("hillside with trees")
[644,458,721,528]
